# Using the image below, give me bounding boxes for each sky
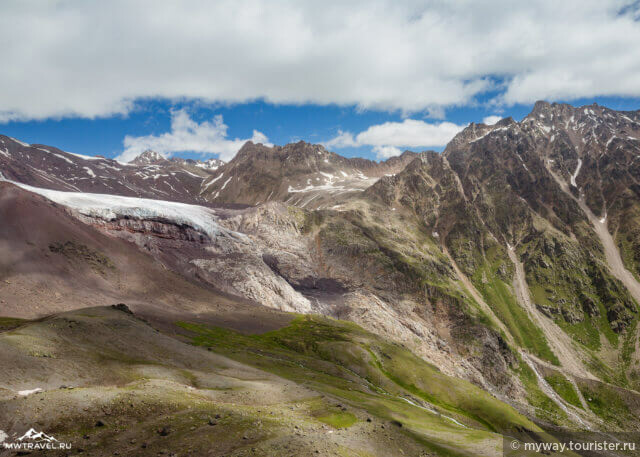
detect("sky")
[1,0,640,162]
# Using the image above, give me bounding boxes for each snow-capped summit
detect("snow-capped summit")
[129,149,167,165]
[0,135,215,203]
[195,158,225,170]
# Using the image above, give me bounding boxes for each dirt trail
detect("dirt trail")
[442,246,514,345]
[507,247,596,380]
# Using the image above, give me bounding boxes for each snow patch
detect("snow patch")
[570,159,582,187]
[201,172,224,193]
[66,151,104,161]
[17,388,42,396]
[180,169,202,178]
[220,176,233,190]
[9,137,30,147]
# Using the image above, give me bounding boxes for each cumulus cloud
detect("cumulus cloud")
[372,146,403,159]
[0,1,639,122]
[324,130,358,149]
[482,115,503,125]
[119,110,269,162]
[325,119,466,159]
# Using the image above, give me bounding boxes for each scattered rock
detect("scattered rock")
[111,303,133,314]
[561,307,583,324]
[535,303,559,318]
[157,426,171,436]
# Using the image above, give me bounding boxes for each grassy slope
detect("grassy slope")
[543,374,582,409]
[5,308,507,457]
[178,314,541,441]
[469,244,558,365]
[516,360,568,425]
[577,381,640,430]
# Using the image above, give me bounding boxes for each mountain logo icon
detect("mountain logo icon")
[17,428,59,443]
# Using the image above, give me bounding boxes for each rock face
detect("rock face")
[129,149,169,165]
[442,102,639,333]
[4,101,640,429]
[198,141,417,208]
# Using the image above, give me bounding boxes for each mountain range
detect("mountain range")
[1,101,640,456]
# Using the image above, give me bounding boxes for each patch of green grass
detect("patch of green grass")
[0,317,27,331]
[316,411,358,428]
[544,373,582,409]
[553,299,622,353]
[584,355,616,385]
[578,382,638,428]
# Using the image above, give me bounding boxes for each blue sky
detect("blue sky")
[2,96,639,162]
[1,1,640,162]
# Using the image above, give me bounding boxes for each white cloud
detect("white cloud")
[325,119,466,158]
[482,115,502,125]
[356,120,466,148]
[119,110,269,162]
[324,130,358,149]
[0,1,639,121]
[372,145,403,159]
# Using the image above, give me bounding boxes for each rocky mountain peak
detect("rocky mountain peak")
[529,100,553,117]
[494,117,516,127]
[130,149,167,165]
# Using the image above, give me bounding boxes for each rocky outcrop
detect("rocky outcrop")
[199,141,417,207]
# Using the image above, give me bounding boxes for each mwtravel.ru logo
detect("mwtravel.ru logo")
[0,427,72,451]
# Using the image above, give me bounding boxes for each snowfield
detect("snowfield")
[5,181,241,239]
